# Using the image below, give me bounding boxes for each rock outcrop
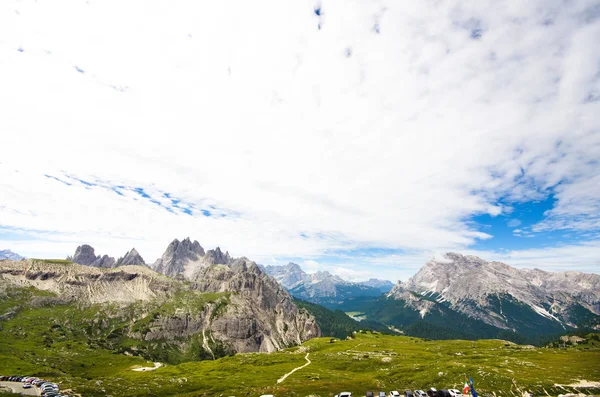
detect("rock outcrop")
[116,248,146,267]
[67,244,116,268]
[146,257,320,353]
[0,259,174,304]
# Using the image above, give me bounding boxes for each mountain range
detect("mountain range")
[3,241,600,346]
[261,262,394,308]
[366,253,600,341]
[0,239,320,363]
[258,254,600,343]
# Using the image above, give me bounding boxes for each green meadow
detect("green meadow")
[1,286,599,396]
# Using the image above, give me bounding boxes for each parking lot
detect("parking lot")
[0,381,40,396]
[0,375,62,396]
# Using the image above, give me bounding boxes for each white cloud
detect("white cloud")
[0,0,599,276]
[507,219,522,228]
[302,260,321,273]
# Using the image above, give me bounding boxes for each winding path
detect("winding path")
[277,352,311,384]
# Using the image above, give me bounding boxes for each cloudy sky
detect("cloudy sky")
[1,0,599,281]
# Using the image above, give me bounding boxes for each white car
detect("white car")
[22,384,32,389]
[449,390,462,397]
[390,391,401,397]
[336,393,352,397]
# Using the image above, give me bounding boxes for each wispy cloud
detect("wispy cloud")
[0,0,598,276]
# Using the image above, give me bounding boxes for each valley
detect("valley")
[1,248,599,396]
[1,323,598,397]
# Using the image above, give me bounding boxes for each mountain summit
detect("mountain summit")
[382,252,600,337]
[115,248,146,267]
[152,238,233,279]
[67,244,116,268]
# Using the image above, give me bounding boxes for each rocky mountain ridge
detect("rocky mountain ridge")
[384,253,600,335]
[0,257,319,359]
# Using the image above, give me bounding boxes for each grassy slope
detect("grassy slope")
[1,315,599,397]
[1,287,599,397]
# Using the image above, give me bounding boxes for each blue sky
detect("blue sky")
[0,0,599,281]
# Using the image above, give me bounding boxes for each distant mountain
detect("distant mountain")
[115,248,146,267]
[152,238,233,279]
[358,278,395,293]
[366,253,600,341]
[0,249,24,261]
[67,244,116,268]
[262,262,391,308]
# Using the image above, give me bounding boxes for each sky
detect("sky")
[0,0,599,282]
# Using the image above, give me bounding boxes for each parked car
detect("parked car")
[335,393,352,397]
[390,391,400,397]
[380,393,387,397]
[404,390,414,397]
[449,390,462,397]
[437,390,451,397]
[427,388,437,397]
[414,391,427,397]
[22,384,32,389]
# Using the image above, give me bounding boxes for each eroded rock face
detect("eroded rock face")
[68,245,116,268]
[145,257,321,353]
[0,260,174,304]
[0,257,320,359]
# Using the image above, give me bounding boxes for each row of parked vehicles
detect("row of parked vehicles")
[0,375,63,396]
[336,389,466,397]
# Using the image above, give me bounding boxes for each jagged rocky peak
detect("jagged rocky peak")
[153,238,237,279]
[204,247,232,265]
[67,244,116,268]
[116,248,146,267]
